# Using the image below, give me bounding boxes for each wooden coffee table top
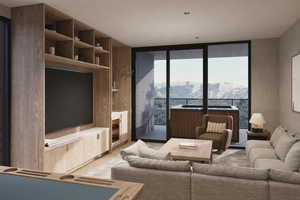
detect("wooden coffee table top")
[160,138,213,163]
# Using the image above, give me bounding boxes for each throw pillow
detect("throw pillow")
[139,145,170,160]
[120,140,170,161]
[285,141,300,172]
[270,126,286,147]
[274,134,298,161]
[126,156,191,172]
[206,121,226,133]
[120,140,144,160]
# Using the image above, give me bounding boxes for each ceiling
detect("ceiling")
[1,0,300,47]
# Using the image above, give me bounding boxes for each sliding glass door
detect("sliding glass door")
[134,47,204,142]
[135,51,167,141]
[208,43,249,147]
[133,42,250,145]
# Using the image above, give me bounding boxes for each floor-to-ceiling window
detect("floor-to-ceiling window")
[133,42,250,145]
[208,43,249,146]
[170,49,204,107]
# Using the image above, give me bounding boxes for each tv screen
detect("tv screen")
[45,68,93,134]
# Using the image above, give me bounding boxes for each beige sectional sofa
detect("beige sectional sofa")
[246,126,300,171]
[112,133,300,200]
[111,161,300,200]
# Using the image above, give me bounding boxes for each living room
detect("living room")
[0,1,299,200]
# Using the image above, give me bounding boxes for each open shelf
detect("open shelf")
[45,53,109,70]
[44,4,111,71]
[74,40,94,49]
[45,29,72,41]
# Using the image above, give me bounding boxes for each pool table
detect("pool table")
[0,166,143,200]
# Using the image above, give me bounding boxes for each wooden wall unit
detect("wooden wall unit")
[11,4,114,171]
[11,4,45,170]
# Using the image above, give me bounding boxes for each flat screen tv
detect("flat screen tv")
[45,68,93,134]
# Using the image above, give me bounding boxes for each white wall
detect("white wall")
[0,4,10,19]
[279,19,300,132]
[251,39,280,131]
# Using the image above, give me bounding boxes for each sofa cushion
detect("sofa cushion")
[285,141,300,172]
[270,126,286,147]
[246,140,272,156]
[192,163,268,180]
[255,159,288,171]
[274,134,298,161]
[249,148,277,167]
[126,156,191,172]
[269,169,300,185]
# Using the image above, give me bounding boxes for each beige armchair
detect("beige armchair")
[196,114,233,153]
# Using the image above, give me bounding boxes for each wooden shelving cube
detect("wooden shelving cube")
[45,5,73,38]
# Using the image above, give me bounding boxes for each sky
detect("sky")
[154,56,249,87]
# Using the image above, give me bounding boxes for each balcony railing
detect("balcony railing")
[154,98,249,129]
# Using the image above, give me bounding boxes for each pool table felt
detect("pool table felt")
[0,167,143,200]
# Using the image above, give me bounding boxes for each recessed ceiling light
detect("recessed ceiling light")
[184,11,191,15]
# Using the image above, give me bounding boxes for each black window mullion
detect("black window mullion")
[203,45,208,113]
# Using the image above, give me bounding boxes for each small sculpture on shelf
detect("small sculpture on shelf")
[95,56,100,65]
[49,46,55,55]
[74,36,80,41]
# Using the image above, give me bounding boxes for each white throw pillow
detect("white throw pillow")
[139,144,170,160]
[285,141,300,172]
[121,140,170,161]
[206,121,226,133]
[120,140,144,160]
[274,134,298,161]
[270,126,286,147]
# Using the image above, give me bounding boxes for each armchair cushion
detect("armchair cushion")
[206,121,226,133]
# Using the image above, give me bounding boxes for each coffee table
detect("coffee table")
[160,138,213,163]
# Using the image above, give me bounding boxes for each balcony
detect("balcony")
[137,98,249,145]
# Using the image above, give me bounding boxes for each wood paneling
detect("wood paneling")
[112,47,132,141]
[95,39,112,149]
[11,4,45,170]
